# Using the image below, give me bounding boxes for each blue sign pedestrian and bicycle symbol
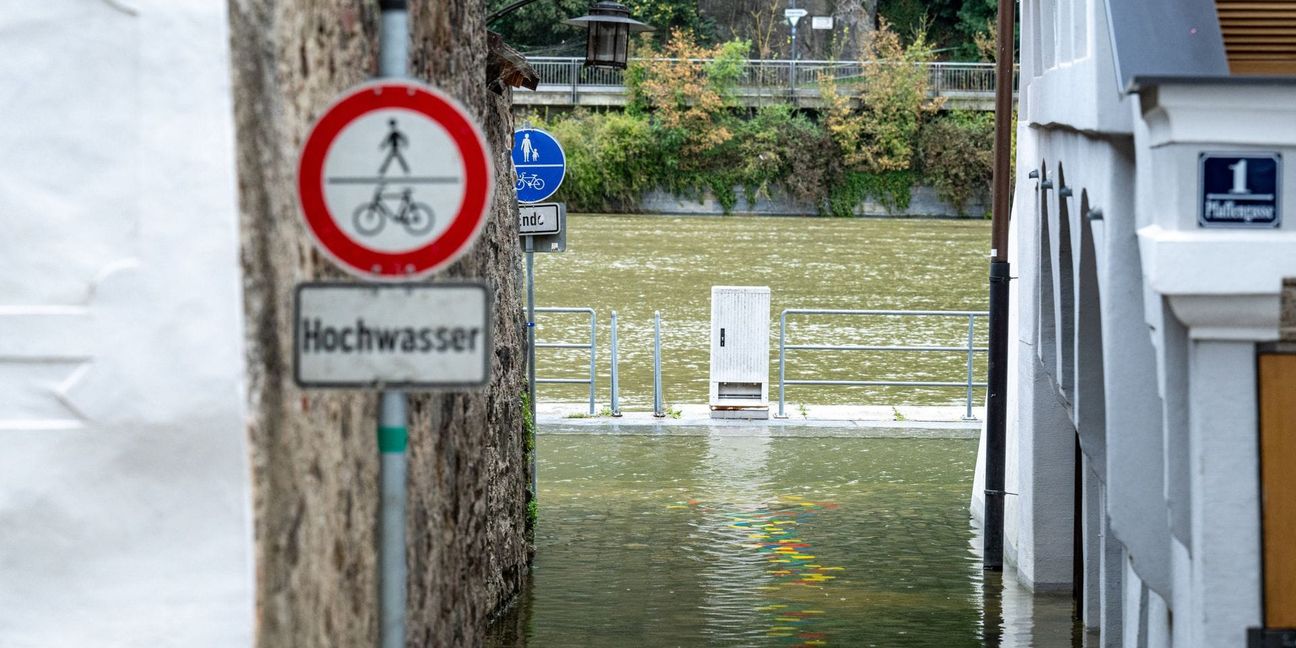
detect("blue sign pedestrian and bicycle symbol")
[513,128,566,203]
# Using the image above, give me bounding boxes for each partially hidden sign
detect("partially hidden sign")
[512,128,565,204]
[298,80,493,279]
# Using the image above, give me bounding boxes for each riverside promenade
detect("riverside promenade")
[537,403,984,437]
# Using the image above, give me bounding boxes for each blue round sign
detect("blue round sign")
[512,128,565,204]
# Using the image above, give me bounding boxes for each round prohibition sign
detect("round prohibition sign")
[297,80,493,279]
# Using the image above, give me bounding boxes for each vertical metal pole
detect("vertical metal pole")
[570,59,579,104]
[964,314,977,420]
[377,4,408,647]
[789,0,798,104]
[588,310,596,416]
[653,311,664,418]
[525,236,537,499]
[983,0,1017,573]
[610,311,621,416]
[778,311,787,418]
[378,391,407,648]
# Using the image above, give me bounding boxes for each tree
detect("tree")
[228,1,530,646]
[487,0,587,52]
[820,20,944,173]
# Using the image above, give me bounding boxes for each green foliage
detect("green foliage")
[917,110,995,215]
[955,0,999,60]
[531,28,992,218]
[490,0,715,50]
[876,0,961,50]
[875,0,1000,59]
[488,0,587,50]
[623,0,716,44]
[521,390,534,452]
[825,170,915,217]
[821,21,943,174]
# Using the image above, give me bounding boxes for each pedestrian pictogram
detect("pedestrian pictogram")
[512,128,566,204]
[297,80,493,279]
[379,119,411,175]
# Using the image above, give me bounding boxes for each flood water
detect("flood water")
[530,214,990,409]
[495,214,1079,647]
[487,431,1080,647]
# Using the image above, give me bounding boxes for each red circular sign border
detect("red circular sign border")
[297,80,493,279]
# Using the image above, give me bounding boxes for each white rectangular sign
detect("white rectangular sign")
[811,15,833,29]
[784,8,808,18]
[519,202,562,236]
[294,282,491,389]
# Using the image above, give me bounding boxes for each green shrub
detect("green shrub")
[523,25,995,217]
[917,111,994,215]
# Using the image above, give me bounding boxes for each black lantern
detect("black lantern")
[564,2,653,69]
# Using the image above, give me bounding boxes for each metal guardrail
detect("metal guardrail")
[525,56,1017,97]
[652,310,665,418]
[777,309,989,419]
[535,307,596,415]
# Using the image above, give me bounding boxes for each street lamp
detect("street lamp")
[564,2,654,69]
[487,0,653,70]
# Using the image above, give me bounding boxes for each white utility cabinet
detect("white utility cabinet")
[709,286,771,418]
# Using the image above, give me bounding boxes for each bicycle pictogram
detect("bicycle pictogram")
[515,172,546,192]
[353,183,435,236]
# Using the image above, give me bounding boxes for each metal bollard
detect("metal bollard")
[610,311,621,416]
[653,311,664,417]
[777,310,787,418]
[963,314,977,420]
[588,311,597,416]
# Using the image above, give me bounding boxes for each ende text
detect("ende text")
[301,318,483,354]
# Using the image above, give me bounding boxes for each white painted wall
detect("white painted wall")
[0,2,254,646]
[995,0,1296,645]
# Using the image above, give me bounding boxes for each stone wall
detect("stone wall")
[636,185,986,218]
[228,1,529,646]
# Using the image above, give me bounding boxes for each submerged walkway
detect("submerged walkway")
[537,403,984,438]
[492,414,1076,647]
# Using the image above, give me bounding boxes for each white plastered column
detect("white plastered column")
[0,2,254,646]
[1134,79,1296,648]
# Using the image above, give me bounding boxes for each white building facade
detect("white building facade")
[0,2,255,646]
[974,0,1296,645]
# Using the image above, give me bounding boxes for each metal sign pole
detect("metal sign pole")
[525,235,537,500]
[377,2,408,646]
[789,0,799,102]
[377,390,407,648]
[983,0,1017,573]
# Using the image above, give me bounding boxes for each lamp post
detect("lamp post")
[565,1,654,69]
[488,1,653,70]
[784,1,805,102]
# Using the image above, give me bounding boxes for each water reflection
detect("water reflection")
[489,431,1076,647]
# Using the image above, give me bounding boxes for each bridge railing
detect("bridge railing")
[525,57,1017,96]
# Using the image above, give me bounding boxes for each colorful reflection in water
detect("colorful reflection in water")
[488,432,1084,647]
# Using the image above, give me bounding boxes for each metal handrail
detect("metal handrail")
[523,57,1019,96]
[777,309,988,419]
[535,307,596,415]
